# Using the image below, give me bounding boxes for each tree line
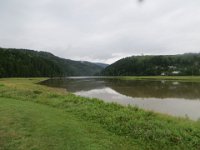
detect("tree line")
[101,53,200,76]
[0,48,104,77]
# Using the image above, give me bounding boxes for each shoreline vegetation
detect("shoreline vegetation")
[0,77,200,149]
[117,76,200,82]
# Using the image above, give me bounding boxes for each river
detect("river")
[41,77,200,120]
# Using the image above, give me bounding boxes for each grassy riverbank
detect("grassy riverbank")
[118,76,200,82]
[0,78,200,149]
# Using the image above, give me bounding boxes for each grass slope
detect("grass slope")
[0,78,200,150]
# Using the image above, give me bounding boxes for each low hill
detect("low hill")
[101,53,200,76]
[0,48,104,77]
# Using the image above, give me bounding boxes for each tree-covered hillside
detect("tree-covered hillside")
[101,54,200,76]
[0,48,104,77]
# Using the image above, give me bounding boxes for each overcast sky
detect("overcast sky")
[0,0,200,64]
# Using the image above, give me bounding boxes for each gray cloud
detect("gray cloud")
[0,0,200,64]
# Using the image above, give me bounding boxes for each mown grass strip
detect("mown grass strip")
[0,98,138,150]
[117,76,200,82]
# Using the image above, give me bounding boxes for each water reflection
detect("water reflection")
[41,77,200,120]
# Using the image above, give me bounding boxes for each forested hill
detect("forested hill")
[101,53,200,76]
[0,48,105,77]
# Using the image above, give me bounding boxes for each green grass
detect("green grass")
[0,78,200,149]
[117,76,200,82]
[0,98,137,150]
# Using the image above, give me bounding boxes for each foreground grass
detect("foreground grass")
[0,98,138,150]
[0,78,200,149]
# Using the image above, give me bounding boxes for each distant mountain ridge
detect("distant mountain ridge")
[101,53,200,76]
[94,63,109,68]
[0,48,104,77]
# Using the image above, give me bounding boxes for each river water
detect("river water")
[41,77,200,120]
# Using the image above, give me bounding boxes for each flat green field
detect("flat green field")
[118,76,200,82]
[0,78,200,150]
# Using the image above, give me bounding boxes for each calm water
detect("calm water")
[41,77,200,120]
